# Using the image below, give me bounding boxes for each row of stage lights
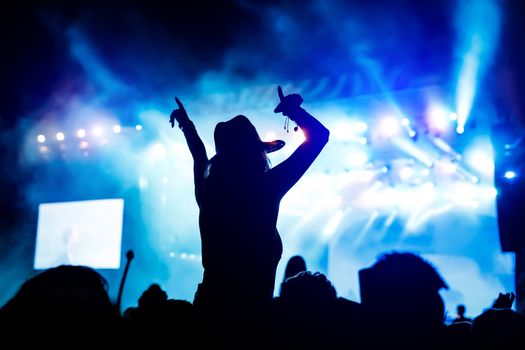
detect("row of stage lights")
[36,124,144,144]
[33,104,461,147]
[33,104,460,146]
[376,110,460,140]
[328,107,462,148]
[31,106,518,183]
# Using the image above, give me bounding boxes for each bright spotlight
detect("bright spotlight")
[331,120,367,141]
[113,124,121,134]
[294,128,306,143]
[421,168,430,176]
[135,124,143,131]
[355,121,368,133]
[378,116,400,138]
[428,105,449,132]
[265,131,277,141]
[443,162,457,174]
[347,151,368,167]
[456,125,465,134]
[56,132,65,141]
[77,129,86,138]
[465,148,494,176]
[401,118,410,126]
[150,143,166,160]
[504,170,517,180]
[37,134,46,143]
[93,126,103,137]
[399,166,414,181]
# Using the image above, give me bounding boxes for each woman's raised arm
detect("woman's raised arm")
[170,97,209,206]
[268,87,330,199]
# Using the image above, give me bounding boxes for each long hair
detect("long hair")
[206,150,270,188]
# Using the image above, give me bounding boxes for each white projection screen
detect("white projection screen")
[34,199,124,269]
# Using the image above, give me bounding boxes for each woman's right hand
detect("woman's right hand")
[274,86,303,119]
[170,97,190,128]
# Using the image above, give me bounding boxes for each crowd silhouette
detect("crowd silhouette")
[0,87,522,348]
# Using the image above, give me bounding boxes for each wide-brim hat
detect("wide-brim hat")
[214,115,285,155]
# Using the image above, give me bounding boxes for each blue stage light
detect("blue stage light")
[399,166,414,181]
[428,105,449,132]
[37,134,46,143]
[93,126,103,137]
[77,129,86,138]
[355,121,368,133]
[504,170,517,180]
[378,116,400,138]
[465,146,494,176]
[347,151,368,167]
[150,143,166,160]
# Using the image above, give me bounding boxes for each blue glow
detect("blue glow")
[92,126,103,137]
[464,139,495,177]
[427,105,449,132]
[347,151,369,167]
[77,129,86,138]
[454,0,501,133]
[504,170,517,180]
[4,1,513,321]
[378,116,400,137]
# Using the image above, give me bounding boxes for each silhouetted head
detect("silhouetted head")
[138,283,168,309]
[359,252,448,337]
[280,271,337,306]
[0,265,115,326]
[212,115,284,175]
[277,271,344,348]
[457,304,466,317]
[283,255,307,280]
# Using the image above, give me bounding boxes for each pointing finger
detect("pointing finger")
[175,97,185,110]
[277,86,285,101]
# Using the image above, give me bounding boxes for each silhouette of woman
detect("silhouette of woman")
[170,86,329,312]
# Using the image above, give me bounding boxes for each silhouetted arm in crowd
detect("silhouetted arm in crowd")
[170,97,209,205]
[269,86,330,198]
[492,292,515,309]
